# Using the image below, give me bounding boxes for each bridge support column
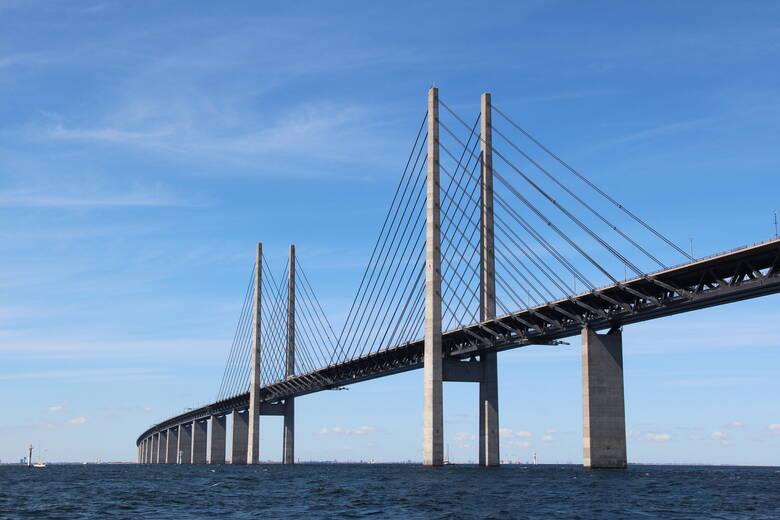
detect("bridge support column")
[247,243,263,464]
[423,86,444,467]
[159,430,168,463]
[479,353,499,466]
[210,414,226,464]
[478,92,500,467]
[144,437,150,464]
[582,327,627,469]
[232,409,248,465]
[153,433,160,464]
[283,244,296,465]
[178,423,192,464]
[283,399,294,464]
[167,427,178,464]
[192,419,208,464]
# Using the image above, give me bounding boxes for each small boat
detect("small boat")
[28,445,47,467]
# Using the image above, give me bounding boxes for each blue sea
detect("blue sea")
[1,464,779,519]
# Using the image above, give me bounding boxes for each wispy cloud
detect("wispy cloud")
[317,426,379,436]
[499,428,532,438]
[508,440,530,448]
[0,186,188,208]
[607,116,716,145]
[0,335,227,362]
[65,417,87,425]
[453,432,476,442]
[36,102,388,176]
[643,432,672,442]
[47,405,64,412]
[0,368,165,382]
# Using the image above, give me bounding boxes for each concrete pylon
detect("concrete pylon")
[479,92,500,467]
[582,327,627,469]
[153,433,160,464]
[161,431,168,463]
[231,409,248,465]
[161,430,169,463]
[283,244,296,465]
[167,427,178,464]
[423,86,444,466]
[210,415,226,464]
[192,419,208,464]
[247,243,263,464]
[178,423,192,464]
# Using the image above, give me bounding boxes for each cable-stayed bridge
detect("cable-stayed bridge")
[137,89,780,468]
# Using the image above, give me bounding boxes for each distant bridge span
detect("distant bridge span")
[137,89,779,468]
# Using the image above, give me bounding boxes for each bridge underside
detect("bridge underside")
[138,238,780,444]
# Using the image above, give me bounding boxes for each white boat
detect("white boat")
[28,445,47,467]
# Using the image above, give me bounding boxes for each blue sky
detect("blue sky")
[1,1,779,464]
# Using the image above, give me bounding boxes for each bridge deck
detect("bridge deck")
[138,238,780,444]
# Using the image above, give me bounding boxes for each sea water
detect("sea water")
[1,463,778,519]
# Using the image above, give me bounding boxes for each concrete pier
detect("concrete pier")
[247,243,263,465]
[192,419,208,464]
[178,423,192,464]
[582,327,627,469]
[210,415,226,464]
[152,433,159,464]
[283,399,294,464]
[167,427,178,464]
[423,86,444,466]
[231,409,248,464]
[159,430,168,463]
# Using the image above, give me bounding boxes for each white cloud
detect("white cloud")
[541,435,554,442]
[0,368,165,382]
[727,421,744,429]
[453,432,476,442]
[768,424,780,432]
[0,184,188,209]
[47,406,64,412]
[711,431,727,440]
[508,441,530,448]
[643,433,672,442]
[317,426,378,436]
[607,116,716,145]
[66,417,87,425]
[499,428,532,438]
